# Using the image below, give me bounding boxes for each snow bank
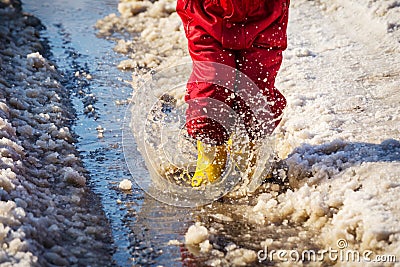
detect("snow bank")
[0,1,112,265]
[262,0,400,263]
[315,0,400,52]
[95,0,187,70]
[96,0,400,265]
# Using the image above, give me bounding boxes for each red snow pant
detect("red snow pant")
[177,0,289,145]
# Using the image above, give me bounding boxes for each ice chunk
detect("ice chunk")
[118,179,132,190]
[63,167,86,187]
[185,222,209,245]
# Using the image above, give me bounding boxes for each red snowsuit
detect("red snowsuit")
[177,0,289,145]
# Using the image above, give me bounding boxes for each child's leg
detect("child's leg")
[235,47,286,141]
[182,26,239,185]
[185,29,238,145]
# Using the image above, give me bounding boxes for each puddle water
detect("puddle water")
[22,0,318,266]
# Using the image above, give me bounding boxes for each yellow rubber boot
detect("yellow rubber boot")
[191,140,228,187]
